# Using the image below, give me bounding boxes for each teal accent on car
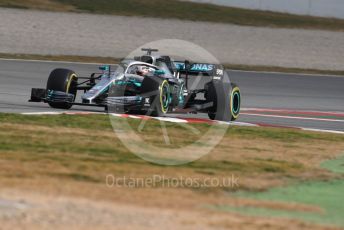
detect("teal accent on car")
[114,80,142,88]
[99,65,110,71]
[133,82,142,87]
[154,70,165,75]
[114,80,127,86]
[100,86,110,94]
[232,91,240,114]
[161,84,170,111]
[173,62,214,72]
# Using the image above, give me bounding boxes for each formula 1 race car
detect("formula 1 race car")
[30,48,241,121]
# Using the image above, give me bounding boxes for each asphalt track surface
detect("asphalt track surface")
[0,59,343,132]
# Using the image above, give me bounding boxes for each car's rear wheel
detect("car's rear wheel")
[230,83,241,121]
[46,69,78,109]
[205,81,241,121]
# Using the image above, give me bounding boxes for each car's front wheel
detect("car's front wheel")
[141,76,171,117]
[46,69,78,109]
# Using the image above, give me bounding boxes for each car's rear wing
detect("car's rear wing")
[173,61,224,78]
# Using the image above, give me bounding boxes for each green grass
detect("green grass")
[1,114,342,161]
[1,114,343,228]
[1,113,344,228]
[1,0,344,31]
[1,113,342,142]
[0,113,114,130]
[212,155,344,227]
[48,172,102,183]
[0,113,343,193]
[321,155,344,174]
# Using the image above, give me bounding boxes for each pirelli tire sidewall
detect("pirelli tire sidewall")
[141,76,171,117]
[46,68,78,109]
[205,81,241,122]
[159,80,170,115]
[205,81,231,122]
[230,83,241,121]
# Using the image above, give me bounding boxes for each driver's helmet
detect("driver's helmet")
[136,66,154,76]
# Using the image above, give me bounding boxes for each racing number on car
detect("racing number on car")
[216,69,224,76]
[213,68,224,80]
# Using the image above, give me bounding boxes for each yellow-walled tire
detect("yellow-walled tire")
[157,80,170,115]
[140,76,171,117]
[230,83,241,121]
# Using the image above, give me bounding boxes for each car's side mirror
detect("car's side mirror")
[99,65,110,71]
[99,65,111,76]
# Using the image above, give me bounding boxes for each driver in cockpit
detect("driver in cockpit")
[136,66,154,76]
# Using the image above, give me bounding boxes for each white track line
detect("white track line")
[153,117,188,123]
[301,128,344,135]
[22,111,63,115]
[22,111,107,115]
[241,108,344,116]
[110,113,123,117]
[230,122,258,127]
[241,113,344,123]
[230,69,344,78]
[127,115,141,119]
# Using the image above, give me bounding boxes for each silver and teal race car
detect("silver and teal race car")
[29,48,241,121]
